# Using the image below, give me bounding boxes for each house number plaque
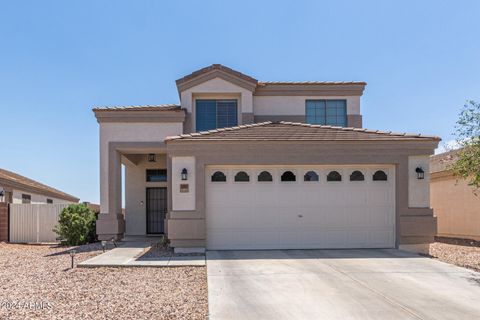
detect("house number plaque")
[180,184,189,193]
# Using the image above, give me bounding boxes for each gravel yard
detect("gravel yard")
[429,237,480,272]
[0,242,208,320]
[138,245,205,259]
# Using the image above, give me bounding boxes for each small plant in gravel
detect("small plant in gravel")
[53,204,96,246]
[158,235,170,249]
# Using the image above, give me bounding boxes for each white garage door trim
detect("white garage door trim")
[206,165,395,250]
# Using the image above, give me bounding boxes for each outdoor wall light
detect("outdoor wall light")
[181,168,188,181]
[148,154,156,162]
[415,167,425,180]
[0,190,4,197]
[69,250,76,269]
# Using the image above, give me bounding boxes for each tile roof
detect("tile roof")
[165,121,441,142]
[92,104,182,112]
[176,64,258,86]
[0,168,79,202]
[258,81,367,86]
[430,149,459,173]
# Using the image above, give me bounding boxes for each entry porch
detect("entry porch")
[96,142,171,241]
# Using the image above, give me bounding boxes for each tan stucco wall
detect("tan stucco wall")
[408,155,430,208]
[166,140,438,249]
[99,122,182,214]
[97,122,182,240]
[180,78,253,133]
[179,77,364,133]
[253,95,360,116]
[431,173,480,241]
[171,156,196,211]
[10,189,72,204]
[125,154,167,236]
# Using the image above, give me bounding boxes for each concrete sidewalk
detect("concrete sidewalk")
[78,242,205,267]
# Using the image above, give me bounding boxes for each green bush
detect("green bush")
[53,204,96,246]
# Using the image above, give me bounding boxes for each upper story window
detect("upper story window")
[46,199,53,204]
[305,100,347,127]
[196,100,238,131]
[146,169,167,182]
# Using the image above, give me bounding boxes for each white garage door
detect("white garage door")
[206,165,395,250]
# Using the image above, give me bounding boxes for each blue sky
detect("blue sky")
[0,1,479,203]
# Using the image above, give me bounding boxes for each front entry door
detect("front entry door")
[146,187,167,234]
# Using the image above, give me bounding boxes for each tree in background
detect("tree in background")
[53,203,96,245]
[450,100,480,191]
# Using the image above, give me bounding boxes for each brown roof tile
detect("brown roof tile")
[0,168,79,202]
[430,149,459,173]
[258,81,367,85]
[92,104,182,112]
[175,64,258,86]
[165,121,441,142]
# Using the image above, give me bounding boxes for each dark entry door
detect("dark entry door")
[146,187,167,234]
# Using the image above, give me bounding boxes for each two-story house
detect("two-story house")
[93,64,440,253]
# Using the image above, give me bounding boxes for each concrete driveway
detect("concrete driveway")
[206,249,480,320]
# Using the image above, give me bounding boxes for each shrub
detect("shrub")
[53,204,96,246]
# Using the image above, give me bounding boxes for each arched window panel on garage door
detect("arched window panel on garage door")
[234,171,250,182]
[258,171,273,182]
[281,171,296,182]
[304,171,319,182]
[211,171,227,182]
[327,171,342,182]
[350,170,365,181]
[373,170,388,181]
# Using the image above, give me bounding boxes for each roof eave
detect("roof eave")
[93,108,186,123]
[175,64,258,95]
[254,82,367,96]
[0,178,80,203]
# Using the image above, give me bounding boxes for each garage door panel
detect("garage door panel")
[347,230,369,246]
[324,207,348,228]
[207,189,233,206]
[253,231,283,247]
[275,211,299,228]
[368,187,393,205]
[304,187,330,204]
[369,207,395,227]
[298,208,325,227]
[253,189,278,206]
[298,229,328,244]
[369,229,394,246]
[231,208,254,229]
[346,187,368,205]
[206,165,395,250]
[347,207,369,227]
[252,207,279,228]
[324,230,349,247]
[322,188,346,206]
[207,208,236,229]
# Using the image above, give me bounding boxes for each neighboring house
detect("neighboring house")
[0,168,79,204]
[93,64,440,253]
[430,150,480,241]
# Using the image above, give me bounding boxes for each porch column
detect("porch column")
[96,144,125,240]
